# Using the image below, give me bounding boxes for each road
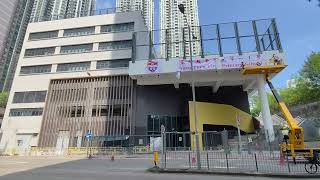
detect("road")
[0,155,316,180]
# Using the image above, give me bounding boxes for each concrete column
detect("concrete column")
[257,75,275,142]
[95,26,101,34]
[58,30,64,37]
[93,43,99,51]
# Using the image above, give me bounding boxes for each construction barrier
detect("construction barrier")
[24,146,152,156]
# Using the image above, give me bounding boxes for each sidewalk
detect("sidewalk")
[147,167,320,178]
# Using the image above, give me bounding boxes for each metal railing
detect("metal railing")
[162,151,314,175]
[132,18,282,62]
[160,131,319,175]
[161,130,283,153]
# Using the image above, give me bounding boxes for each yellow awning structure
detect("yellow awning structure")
[188,101,257,150]
[189,101,256,133]
[241,65,286,75]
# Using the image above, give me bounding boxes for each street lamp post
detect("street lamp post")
[178,4,201,170]
[86,72,93,158]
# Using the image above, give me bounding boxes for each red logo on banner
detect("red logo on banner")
[146,60,159,72]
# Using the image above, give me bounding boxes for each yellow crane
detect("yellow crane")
[241,64,320,161]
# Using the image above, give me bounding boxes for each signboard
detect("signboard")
[161,125,166,133]
[139,139,144,145]
[178,57,217,72]
[86,132,93,141]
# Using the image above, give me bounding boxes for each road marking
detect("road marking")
[182,165,237,169]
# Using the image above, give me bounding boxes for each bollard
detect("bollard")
[111,149,115,161]
[206,152,209,170]
[225,153,229,172]
[188,151,191,168]
[153,151,159,167]
[164,152,167,169]
[254,153,259,172]
[279,151,285,166]
[286,153,291,173]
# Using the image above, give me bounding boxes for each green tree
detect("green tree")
[250,92,278,117]
[0,91,9,108]
[250,52,320,116]
[300,52,320,89]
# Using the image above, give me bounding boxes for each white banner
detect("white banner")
[179,57,218,72]
[221,53,263,69]
[221,52,285,69]
[135,51,286,75]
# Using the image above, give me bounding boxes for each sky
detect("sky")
[96,0,320,88]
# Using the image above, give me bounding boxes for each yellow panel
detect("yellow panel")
[189,101,256,150]
[241,65,287,75]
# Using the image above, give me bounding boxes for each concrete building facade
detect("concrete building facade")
[0,4,286,154]
[0,0,96,92]
[0,11,149,154]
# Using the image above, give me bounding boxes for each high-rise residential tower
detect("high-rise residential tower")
[117,0,154,31]
[160,0,200,58]
[0,0,35,91]
[30,0,96,22]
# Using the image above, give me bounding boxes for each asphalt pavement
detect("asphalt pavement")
[0,155,317,180]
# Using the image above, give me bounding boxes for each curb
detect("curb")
[146,167,320,178]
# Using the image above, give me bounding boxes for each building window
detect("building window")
[147,115,184,134]
[29,30,59,40]
[57,62,90,72]
[98,40,132,51]
[9,108,43,117]
[96,59,130,69]
[63,27,95,37]
[100,22,134,33]
[112,105,122,116]
[70,106,85,117]
[24,47,55,57]
[60,44,93,54]
[17,140,23,146]
[12,91,47,103]
[92,105,110,117]
[92,105,124,117]
[20,65,52,75]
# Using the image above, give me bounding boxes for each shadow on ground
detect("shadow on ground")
[0,157,153,180]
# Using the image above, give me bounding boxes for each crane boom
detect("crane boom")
[241,62,320,159]
[265,76,305,149]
